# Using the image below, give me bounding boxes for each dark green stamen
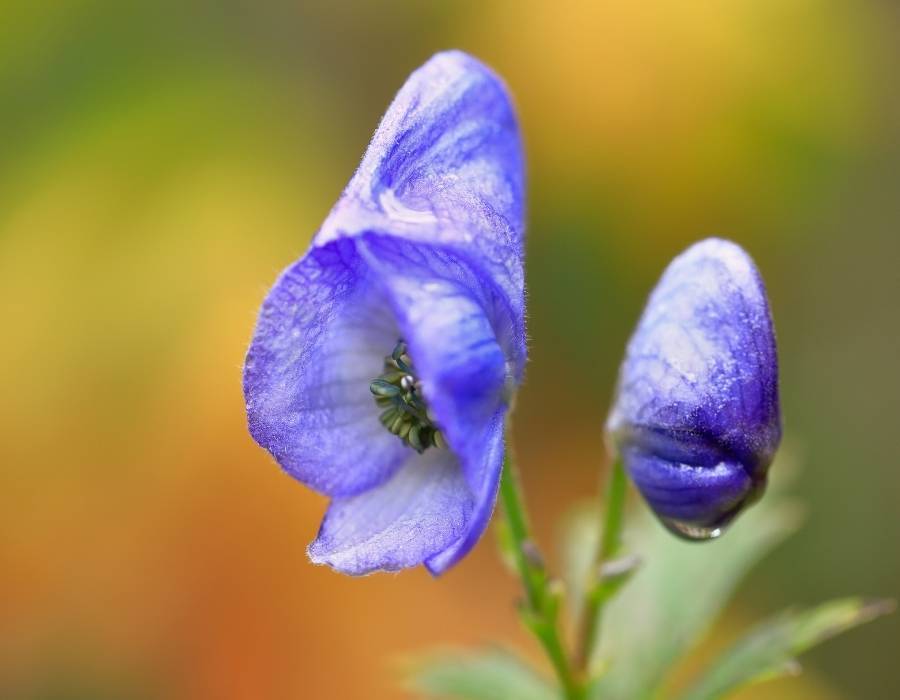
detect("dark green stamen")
[369,339,445,453]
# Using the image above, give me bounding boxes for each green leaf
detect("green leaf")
[404,648,558,700]
[679,597,895,700]
[585,466,803,699]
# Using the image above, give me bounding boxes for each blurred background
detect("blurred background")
[2,1,898,698]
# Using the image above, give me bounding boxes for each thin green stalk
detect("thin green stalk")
[498,458,542,609]
[499,450,583,700]
[575,458,628,672]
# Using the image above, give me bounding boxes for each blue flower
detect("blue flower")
[243,51,526,575]
[607,239,781,540]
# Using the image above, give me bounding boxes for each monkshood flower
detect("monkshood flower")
[243,51,525,575]
[607,239,780,540]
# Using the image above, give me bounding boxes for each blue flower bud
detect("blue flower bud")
[607,239,781,540]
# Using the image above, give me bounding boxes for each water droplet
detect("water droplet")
[660,517,724,541]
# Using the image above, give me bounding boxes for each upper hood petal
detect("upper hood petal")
[315,50,525,335]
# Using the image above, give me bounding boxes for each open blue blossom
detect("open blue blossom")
[243,51,525,575]
[607,239,780,540]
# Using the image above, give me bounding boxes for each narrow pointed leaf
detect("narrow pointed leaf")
[680,598,894,700]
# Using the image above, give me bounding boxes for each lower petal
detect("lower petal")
[308,448,475,575]
[623,447,755,536]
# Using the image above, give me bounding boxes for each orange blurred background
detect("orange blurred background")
[2,1,898,698]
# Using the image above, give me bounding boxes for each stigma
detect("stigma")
[369,339,446,453]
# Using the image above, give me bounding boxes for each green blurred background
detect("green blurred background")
[2,1,898,698]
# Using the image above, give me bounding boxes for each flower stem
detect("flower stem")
[498,456,541,608]
[498,450,583,700]
[575,458,628,673]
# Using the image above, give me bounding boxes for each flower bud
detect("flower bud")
[607,239,781,539]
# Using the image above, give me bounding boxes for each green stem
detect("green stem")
[498,457,541,609]
[575,458,628,672]
[499,449,583,700]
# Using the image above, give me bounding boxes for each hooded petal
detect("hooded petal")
[316,49,526,359]
[608,238,780,537]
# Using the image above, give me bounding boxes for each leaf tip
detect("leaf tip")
[858,598,896,622]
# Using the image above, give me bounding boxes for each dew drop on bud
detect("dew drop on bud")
[659,518,724,542]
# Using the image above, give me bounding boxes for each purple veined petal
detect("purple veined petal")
[308,407,506,576]
[243,238,410,497]
[607,238,781,539]
[425,407,505,575]
[316,50,526,323]
[308,445,475,575]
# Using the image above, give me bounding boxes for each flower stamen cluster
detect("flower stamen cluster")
[370,340,446,453]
